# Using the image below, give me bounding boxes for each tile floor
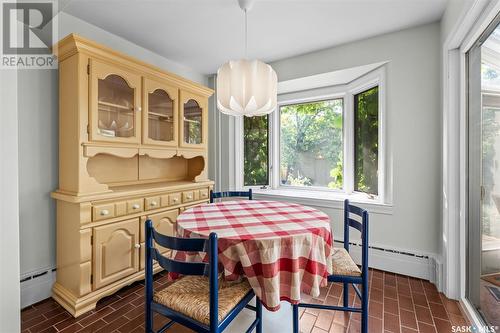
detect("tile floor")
[298,269,469,333]
[21,270,469,333]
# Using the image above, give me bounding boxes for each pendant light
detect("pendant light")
[216,0,278,117]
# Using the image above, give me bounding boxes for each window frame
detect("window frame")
[276,95,346,192]
[235,66,387,203]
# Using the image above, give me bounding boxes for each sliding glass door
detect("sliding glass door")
[467,19,500,328]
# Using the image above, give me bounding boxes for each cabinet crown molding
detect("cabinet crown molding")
[53,33,214,97]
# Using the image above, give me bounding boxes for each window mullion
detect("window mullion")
[271,108,280,188]
[344,93,355,194]
[235,116,244,189]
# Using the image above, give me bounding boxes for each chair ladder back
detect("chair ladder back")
[152,229,207,252]
[146,220,211,276]
[210,189,253,203]
[152,248,209,276]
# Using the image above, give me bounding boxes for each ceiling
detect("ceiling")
[61,0,447,74]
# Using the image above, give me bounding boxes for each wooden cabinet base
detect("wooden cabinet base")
[52,183,212,317]
[52,265,163,317]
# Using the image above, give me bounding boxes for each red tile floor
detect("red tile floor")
[21,270,469,333]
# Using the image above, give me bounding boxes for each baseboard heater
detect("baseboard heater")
[20,267,57,309]
[333,239,437,283]
[20,267,56,284]
[334,239,429,259]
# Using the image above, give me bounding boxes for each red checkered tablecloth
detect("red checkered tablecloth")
[175,200,333,311]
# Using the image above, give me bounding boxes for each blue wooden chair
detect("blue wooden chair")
[145,219,262,333]
[210,189,253,203]
[292,199,369,333]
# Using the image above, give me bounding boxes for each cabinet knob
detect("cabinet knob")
[187,195,192,200]
[135,106,142,112]
[150,201,157,207]
[132,204,140,209]
[134,244,141,249]
[100,209,109,216]
[173,198,178,202]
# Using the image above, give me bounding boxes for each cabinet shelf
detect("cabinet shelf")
[98,101,134,111]
[148,111,173,119]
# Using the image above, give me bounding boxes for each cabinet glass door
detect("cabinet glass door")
[90,60,141,143]
[179,91,207,148]
[143,78,178,146]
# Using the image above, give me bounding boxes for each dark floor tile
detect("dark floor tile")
[415,305,433,325]
[412,292,428,307]
[429,302,449,320]
[370,288,383,303]
[368,316,383,333]
[417,322,437,333]
[76,319,106,333]
[117,313,144,333]
[383,312,400,333]
[385,286,397,300]
[372,277,383,290]
[59,323,84,333]
[384,297,399,315]
[442,298,463,316]
[77,306,114,327]
[29,312,71,332]
[21,314,45,331]
[369,301,383,319]
[399,309,417,330]
[398,295,413,311]
[433,317,452,333]
[95,316,130,333]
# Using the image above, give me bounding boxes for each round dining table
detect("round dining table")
[175,199,333,311]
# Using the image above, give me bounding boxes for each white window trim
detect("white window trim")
[235,66,389,206]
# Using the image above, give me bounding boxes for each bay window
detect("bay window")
[239,67,386,202]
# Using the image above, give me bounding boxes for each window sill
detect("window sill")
[251,187,393,215]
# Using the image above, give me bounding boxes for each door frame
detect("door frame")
[442,0,500,327]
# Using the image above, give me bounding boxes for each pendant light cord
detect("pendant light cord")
[244,9,248,59]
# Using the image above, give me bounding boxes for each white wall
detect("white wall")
[17,12,207,305]
[211,23,442,257]
[1,69,21,332]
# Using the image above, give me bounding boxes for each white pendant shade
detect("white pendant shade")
[216,59,277,116]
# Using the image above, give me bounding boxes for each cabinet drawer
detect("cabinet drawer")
[145,196,160,211]
[127,199,144,214]
[92,203,115,221]
[199,189,209,200]
[182,191,195,203]
[169,192,181,206]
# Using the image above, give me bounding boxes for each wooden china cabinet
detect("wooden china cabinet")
[51,34,213,317]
